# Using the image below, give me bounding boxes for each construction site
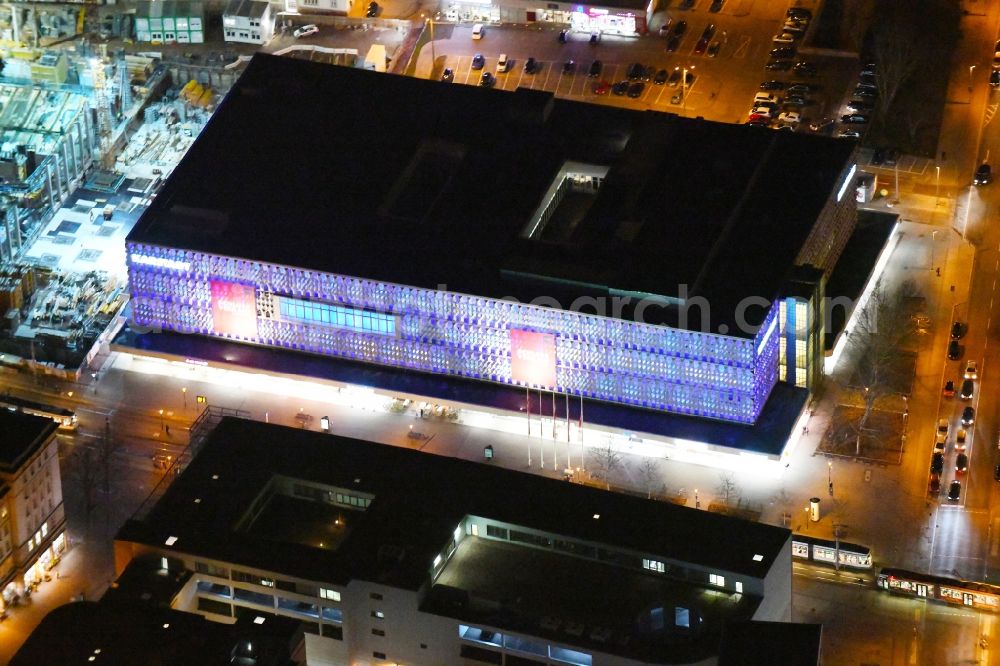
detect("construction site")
[0,4,229,379]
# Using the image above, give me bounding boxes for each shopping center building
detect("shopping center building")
[440,0,654,35]
[122,55,858,456]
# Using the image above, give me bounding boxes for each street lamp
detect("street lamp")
[682,65,695,114]
[827,461,833,497]
[694,488,700,509]
[181,387,187,409]
[970,65,976,92]
[423,15,436,79]
[935,165,941,205]
[159,408,164,432]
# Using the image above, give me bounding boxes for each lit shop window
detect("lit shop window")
[279,298,395,335]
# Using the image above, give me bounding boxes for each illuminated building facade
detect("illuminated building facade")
[125,55,858,430]
[127,243,780,424]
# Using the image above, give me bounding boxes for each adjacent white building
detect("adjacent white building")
[115,417,794,666]
[223,0,274,44]
[284,0,352,16]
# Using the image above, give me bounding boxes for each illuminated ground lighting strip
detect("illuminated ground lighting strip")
[836,163,857,202]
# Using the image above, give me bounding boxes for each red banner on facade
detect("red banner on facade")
[210,280,258,339]
[510,329,557,388]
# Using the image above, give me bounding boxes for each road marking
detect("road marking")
[733,35,751,59]
[987,103,999,126]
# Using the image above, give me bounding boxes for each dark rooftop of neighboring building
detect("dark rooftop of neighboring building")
[10,599,299,666]
[117,417,791,594]
[127,54,856,334]
[114,325,808,457]
[0,409,56,473]
[717,620,822,666]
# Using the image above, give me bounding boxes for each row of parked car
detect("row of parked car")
[932,321,979,501]
[750,8,815,130]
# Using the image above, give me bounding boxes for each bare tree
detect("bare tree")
[869,16,921,122]
[770,487,794,526]
[96,417,121,496]
[716,472,740,507]
[73,445,99,524]
[847,279,917,455]
[589,443,623,490]
[638,458,660,499]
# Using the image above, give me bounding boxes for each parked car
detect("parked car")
[707,41,721,57]
[948,480,961,501]
[667,68,682,86]
[961,379,975,400]
[955,429,967,451]
[948,340,961,360]
[929,473,941,495]
[563,60,576,74]
[975,163,992,185]
[994,464,1000,482]
[934,431,947,453]
[841,114,870,124]
[793,61,819,76]
[938,418,950,436]
[965,360,978,379]
[943,380,955,397]
[667,34,682,52]
[588,59,603,77]
[479,72,495,87]
[848,99,875,112]
[777,111,801,125]
[524,57,538,74]
[654,69,669,85]
[991,69,1000,88]
[627,62,646,80]
[673,20,688,36]
[710,0,725,11]
[441,68,454,82]
[612,80,629,96]
[558,29,568,43]
[293,24,319,38]
[497,53,511,73]
[472,23,485,39]
[765,60,793,71]
[366,1,379,17]
[628,82,645,98]
[592,80,611,95]
[471,53,486,70]
[951,321,965,339]
[770,47,796,59]
[962,406,976,426]
[931,452,945,474]
[760,80,786,90]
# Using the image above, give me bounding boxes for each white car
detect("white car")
[754,92,778,104]
[937,418,949,435]
[777,111,801,124]
[293,24,319,38]
[772,33,795,44]
[934,431,947,453]
[965,360,978,379]
[750,106,773,118]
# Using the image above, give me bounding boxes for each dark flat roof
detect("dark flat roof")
[718,620,822,666]
[117,417,791,592]
[0,409,55,472]
[114,324,807,457]
[127,54,856,334]
[10,598,298,666]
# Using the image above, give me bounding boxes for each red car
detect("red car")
[592,80,611,95]
[694,37,709,54]
[943,380,955,397]
[928,472,941,495]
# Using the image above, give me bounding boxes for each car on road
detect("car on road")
[934,431,947,453]
[441,68,454,82]
[965,360,978,379]
[366,1,379,17]
[841,114,869,124]
[794,61,819,76]
[760,80,786,90]
[943,380,955,397]
[765,60,793,71]
[563,60,576,74]
[654,69,669,85]
[929,473,941,495]
[667,34,682,52]
[951,321,965,339]
[591,80,611,95]
[938,418,950,435]
[472,23,485,39]
[931,452,945,474]
[707,41,721,57]
[612,80,629,96]
[471,53,486,70]
[524,57,538,74]
[961,379,974,400]
[293,24,319,38]
[975,164,992,185]
[956,429,967,451]
[948,340,961,360]
[628,82,646,98]
[962,406,976,426]
[588,59,603,77]
[956,453,969,475]
[479,72,495,87]
[948,480,962,501]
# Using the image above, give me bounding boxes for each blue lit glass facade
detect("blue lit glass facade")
[126,243,782,424]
